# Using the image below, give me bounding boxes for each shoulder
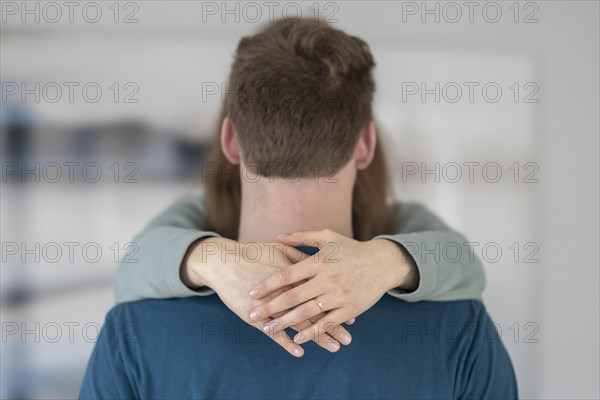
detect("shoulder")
[373,297,489,330]
[108,296,221,321]
[407,299,489,322]
[413,300,495,342]
[104,297,225,340]
[389,201,429,219]
[429,300,496,338]
[387,201,452,232]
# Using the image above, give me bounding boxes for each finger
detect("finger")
[271,330,305,358]
[262,295,338,334]
[263,317,341,354]
[277,229,336,249]
[252,285,302,320]
[289,318,342,353]
[249,281,322,321]
[270,311,287,319]
[254,320,304,358]
[248,260,319,300]
[346,318,356,325]
[294,309,353,345]
[324,321,353,346]
[305,312,352,346]
[276,243,310,263]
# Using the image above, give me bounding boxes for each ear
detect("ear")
[220,117,242,165]
[354,121,377,170]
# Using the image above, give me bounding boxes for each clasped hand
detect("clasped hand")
[248,230,414,347]
[191,230,416,357]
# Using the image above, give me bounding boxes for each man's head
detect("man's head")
[220,18,377,178]
[206,18,390,241]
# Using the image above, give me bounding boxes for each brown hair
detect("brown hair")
[205,18,391,241]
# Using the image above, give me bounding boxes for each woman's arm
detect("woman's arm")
[375,202,485,301]
[115,194,219,303]
[117,196,484,304]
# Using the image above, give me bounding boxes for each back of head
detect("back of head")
[226,18,376,177]
[205,19,389,240]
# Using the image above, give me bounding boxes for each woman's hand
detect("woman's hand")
[247,229,419,345]
[182,237,354,357]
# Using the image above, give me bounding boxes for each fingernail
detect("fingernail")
[294,333,304,343]
[249,289,259,298]
[249,310,261,321]
[262,322,278,333]
[328,341,340,352]
[293,347,303,357]
[339,333,351,345]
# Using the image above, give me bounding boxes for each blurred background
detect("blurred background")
[1,1,598,399]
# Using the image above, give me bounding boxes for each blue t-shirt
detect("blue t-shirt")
[80,295,517,399]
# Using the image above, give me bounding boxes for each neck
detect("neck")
[237,176,354,243]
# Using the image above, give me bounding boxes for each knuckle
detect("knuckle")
[328,324,342,337]
[320,320,336,334]
[283,290,297,306]
[278,269,292,284]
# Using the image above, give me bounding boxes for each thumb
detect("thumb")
[275,243,310,263]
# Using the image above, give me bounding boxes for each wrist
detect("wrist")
[371,239,419,292]
[181,236,230,290]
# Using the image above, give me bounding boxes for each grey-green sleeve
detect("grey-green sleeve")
[116,196,484,304]
[115,195,220,303]
[374,202,485,302]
